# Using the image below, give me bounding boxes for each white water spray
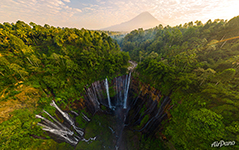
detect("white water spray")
[123,72,131,109]
[105,78,112,109]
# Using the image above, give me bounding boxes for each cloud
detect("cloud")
[75,8,82,12]
[0,0,81,27]
[83,0,239,29]
[62,0,71,2]
[1,0,239,29]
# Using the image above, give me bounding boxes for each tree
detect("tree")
[145,51,158,60]
[171,28,183,45]
[206,39,218,52]
[214,68,236,85]
[195,20,203,26]
[185,108,225,149]
[139,51,143,63]
[9,34,33,55]
[29,54,41,67]
[194,67,216,85]
[9,63,29,80]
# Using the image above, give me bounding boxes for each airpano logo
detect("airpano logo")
[211,140,236,147]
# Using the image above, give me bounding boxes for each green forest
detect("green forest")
[119,16,239,149]
[1,15,239,150]
[0,21,130,149]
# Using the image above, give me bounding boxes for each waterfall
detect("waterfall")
[86,87,100,112]
[50,100,84,136]
[81,112,91,122]
[36,71,172,149]
[36,100,96,146]
[35,114,79,146]
[84,73,132,110]
[105,78,112,109]
[123,72,131,109]
[81,136,97,142]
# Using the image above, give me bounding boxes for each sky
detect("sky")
[0,0,239,30]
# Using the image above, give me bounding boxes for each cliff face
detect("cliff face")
[124,75,173,137]
[32,73,173,149]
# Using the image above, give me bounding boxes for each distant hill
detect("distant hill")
[101,11,162,32]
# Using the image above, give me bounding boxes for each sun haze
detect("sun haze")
[0,0,239,29]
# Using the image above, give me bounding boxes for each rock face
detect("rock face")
[101,11,162,32]
[36,74,173,149]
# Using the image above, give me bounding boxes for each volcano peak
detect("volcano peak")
[101,12,163,32]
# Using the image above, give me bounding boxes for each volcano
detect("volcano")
[101,11,163,32]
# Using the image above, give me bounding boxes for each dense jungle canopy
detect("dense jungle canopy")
[119,16,239,149]
[0,21,130,149]
[1,15,239,150]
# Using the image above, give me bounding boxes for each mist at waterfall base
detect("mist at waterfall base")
[36,72,172,149]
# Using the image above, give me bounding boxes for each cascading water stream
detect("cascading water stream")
[36,70,172,150]
[36,100,96,146]
[123,72,131,109]
[50,100,85,136]
[105,78,112,109]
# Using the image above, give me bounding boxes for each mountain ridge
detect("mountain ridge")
[101,11,163,32]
